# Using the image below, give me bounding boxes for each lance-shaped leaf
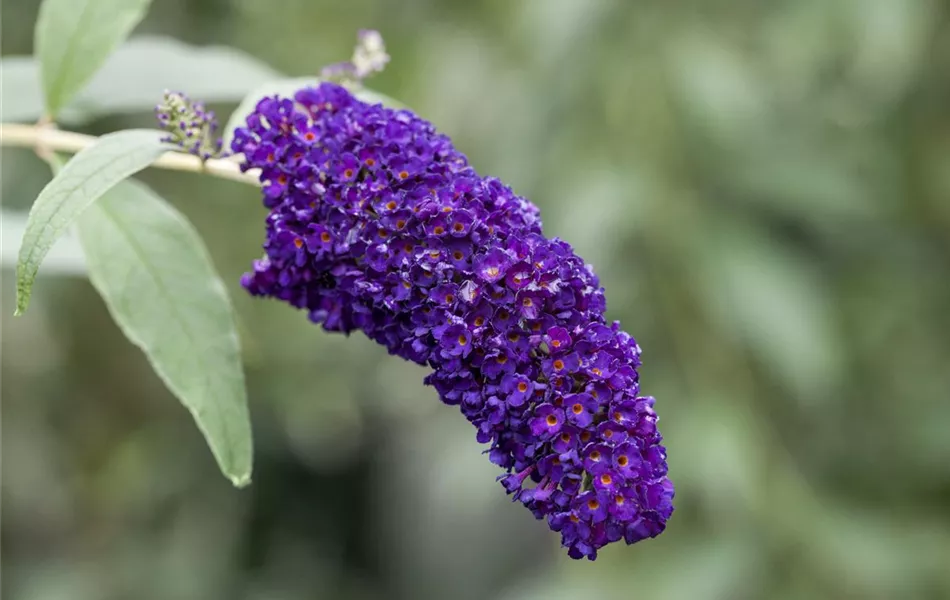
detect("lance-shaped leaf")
[15,129,168,314]
[1,209,86,276]
[35,0,153,117]
[76,177,253,486]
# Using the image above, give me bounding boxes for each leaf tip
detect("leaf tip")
[229,472,252,488]
[14,292,29,316]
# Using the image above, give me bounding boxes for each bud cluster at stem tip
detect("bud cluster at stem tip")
[155,90,224,161]
[321,29,390,85]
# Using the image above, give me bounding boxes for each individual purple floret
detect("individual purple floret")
[155,90,224,160]
[232,82,673,560]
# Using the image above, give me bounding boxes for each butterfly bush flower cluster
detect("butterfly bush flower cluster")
[232,82,674,559]
[155,90,224,160]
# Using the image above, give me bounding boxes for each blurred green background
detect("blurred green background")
[3,0,950,599]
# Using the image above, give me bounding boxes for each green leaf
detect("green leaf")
[76,178,252,486]
[1,209,87,276]
[222,77,406,149]
[3,38,406,129]
[3,37,283,124]
[15,129,168,315]
[35,0,152,117]
[74,36,283,117]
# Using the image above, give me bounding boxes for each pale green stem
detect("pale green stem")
[0,122,261,186]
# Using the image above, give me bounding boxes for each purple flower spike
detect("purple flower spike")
[235,82,673,560]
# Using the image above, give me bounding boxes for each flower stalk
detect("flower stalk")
[0,122,260,186]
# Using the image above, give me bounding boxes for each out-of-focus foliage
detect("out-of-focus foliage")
[2,36,282,124]
[3,0,950,599]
